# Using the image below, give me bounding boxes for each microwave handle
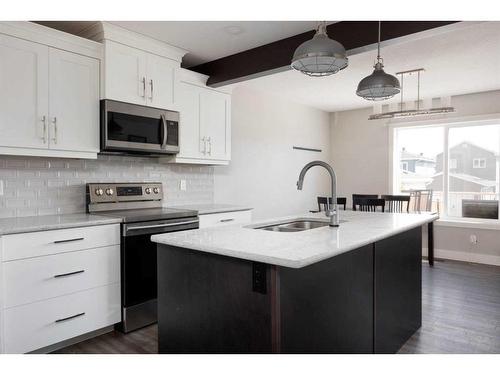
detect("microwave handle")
[161,114,167,149]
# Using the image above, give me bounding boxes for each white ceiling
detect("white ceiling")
[36,21,326,67]
[237,21,500,112]
[110,21,328,67]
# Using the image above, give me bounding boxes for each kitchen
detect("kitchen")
[0,1,499,373]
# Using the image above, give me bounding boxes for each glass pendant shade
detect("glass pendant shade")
[356,61,401,101]
[291,22,348,77]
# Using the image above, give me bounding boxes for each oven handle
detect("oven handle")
[125,219,199,232]
[161,114,167,149]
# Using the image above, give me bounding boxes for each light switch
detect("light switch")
[180,179,187,191]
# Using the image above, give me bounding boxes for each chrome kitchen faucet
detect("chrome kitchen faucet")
[297,161,339,227]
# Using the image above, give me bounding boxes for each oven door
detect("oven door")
[119,217,198,332]
[101,99,179,155]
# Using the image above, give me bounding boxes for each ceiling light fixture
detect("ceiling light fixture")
[356,21,400,101]
[368,68,455,120]
[291,21,348,77]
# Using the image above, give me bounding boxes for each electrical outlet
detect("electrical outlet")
[179,179,187,191]
[0,180,3,196]
[470,234,478,245]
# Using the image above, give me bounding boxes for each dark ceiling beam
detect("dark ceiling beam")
[190,21,459,88]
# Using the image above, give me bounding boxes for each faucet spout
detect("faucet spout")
[296,160,339,227]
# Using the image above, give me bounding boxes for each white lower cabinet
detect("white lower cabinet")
[3,283,120,354]
[199,210,253,229]
[0,224,121,353]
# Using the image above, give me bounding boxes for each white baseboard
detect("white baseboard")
[423,247,500,266]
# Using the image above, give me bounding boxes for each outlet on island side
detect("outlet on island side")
[179,179,187,191]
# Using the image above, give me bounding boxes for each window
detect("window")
[449,158,457,169]
[473,158,486,168]
[393,121,500,220]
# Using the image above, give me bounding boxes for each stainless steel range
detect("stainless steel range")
[86,182,198,333]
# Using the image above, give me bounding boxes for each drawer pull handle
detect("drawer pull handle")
[220,218,235,223]
[54,270,85,278]
[55,312,85,323]
[53,237,84,244]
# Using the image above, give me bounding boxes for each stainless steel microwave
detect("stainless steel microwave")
[100,99,180,155]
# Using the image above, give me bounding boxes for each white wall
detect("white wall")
[330,89,500,265]
[214,86,331,220]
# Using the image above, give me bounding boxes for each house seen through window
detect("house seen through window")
[393,123,500,220]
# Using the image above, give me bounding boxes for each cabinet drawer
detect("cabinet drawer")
[1,224,120,261]
[3,283,121,354]
[3,245,120,308]
[199,210,252,228]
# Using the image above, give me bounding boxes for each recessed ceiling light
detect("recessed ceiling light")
[223,25,245,36]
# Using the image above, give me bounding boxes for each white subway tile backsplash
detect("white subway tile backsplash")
[0,155,214,218]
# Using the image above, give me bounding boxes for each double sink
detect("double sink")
[251,219,346,233]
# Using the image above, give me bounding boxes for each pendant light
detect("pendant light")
[356,21,400,100]
[291,21,348,77]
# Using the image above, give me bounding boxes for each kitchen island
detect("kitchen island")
[151,210,437,354]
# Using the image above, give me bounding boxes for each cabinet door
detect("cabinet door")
[147,54,177,109]
[0,34,49,149]
[177,82,203,159]
[104,41,147,105]
[200,90,230,160]
[48,48,99,152]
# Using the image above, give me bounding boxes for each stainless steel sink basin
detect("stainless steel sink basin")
[254,219,345,232]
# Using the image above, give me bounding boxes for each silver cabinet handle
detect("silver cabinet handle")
[201,136,206,154]
[125,219,199,232]
[51,117,57,144]
[54,270,85,278]
[55,312,85,324]
[207,137,212,155]
[149,79,154,100]
[142,77,146,97]
[53,237,84,244]
[161,114,167,149]
[41,115,47,143]
[220,218,235,223]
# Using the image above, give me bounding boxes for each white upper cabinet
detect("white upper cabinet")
[146,53,177,109]
[0,22,102,159]
[48,48,99,153]
[103,40,147,105]
[177,82,202,158]
[200,89,231,161]
[103,41,178,109]
[0,34,49,150]
[164,69,231,165]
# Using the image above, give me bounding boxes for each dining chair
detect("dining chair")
[352,194,379,211]
[310,197,347,213]
[354,198,386,212]
[381,195,411,213]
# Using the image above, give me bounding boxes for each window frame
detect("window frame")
[388,113,500,223]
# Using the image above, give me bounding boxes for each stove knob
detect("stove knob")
[153,187,159,194]
[95,188,104,196]
[105,188,114,196]
[145,187,151,194]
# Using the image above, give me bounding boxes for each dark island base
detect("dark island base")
[157,227,422,353]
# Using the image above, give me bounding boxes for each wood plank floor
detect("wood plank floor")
[54,260,500,354]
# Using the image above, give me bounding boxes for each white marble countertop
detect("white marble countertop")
[0,213,123,235]
[152,210,437,268]
[168,203,253,215]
